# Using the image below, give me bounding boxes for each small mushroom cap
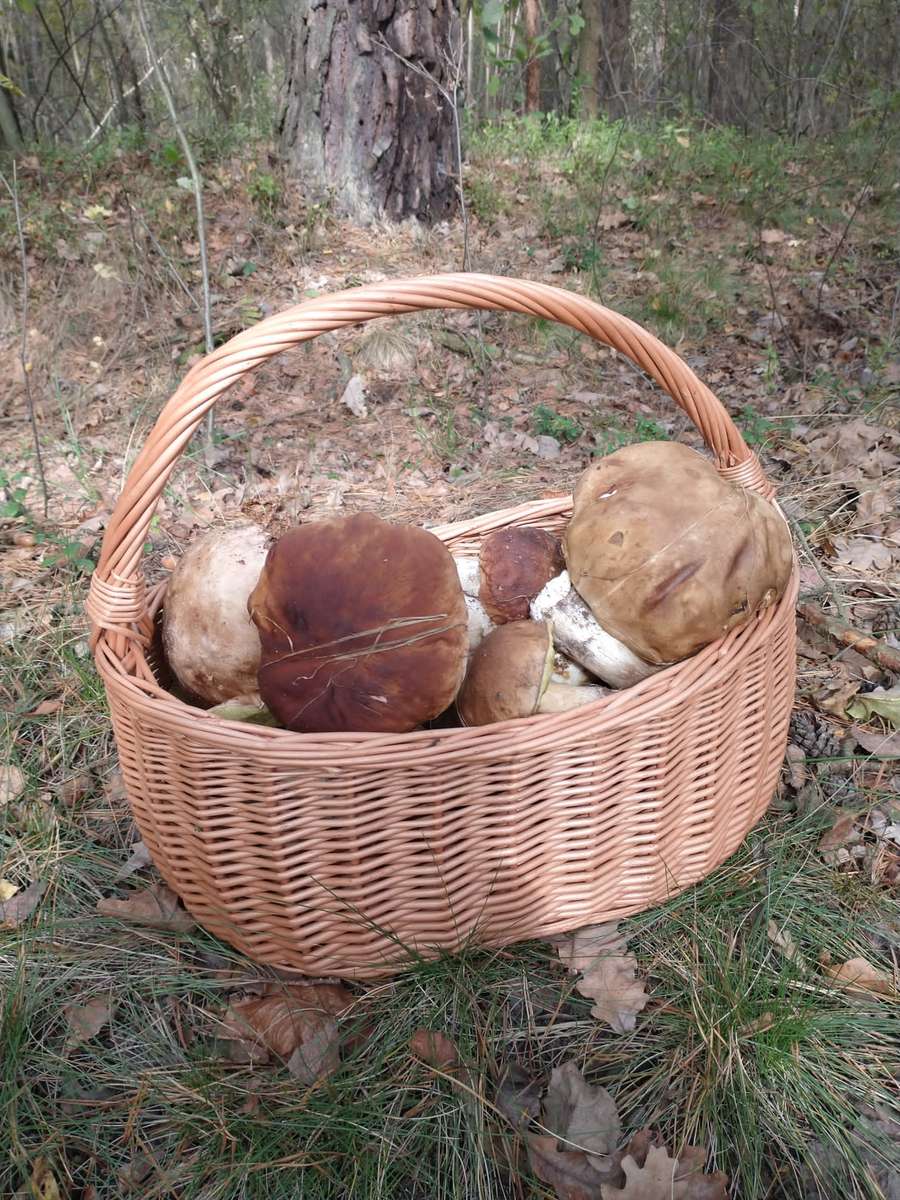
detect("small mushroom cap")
[457,620,554,726]
[250,513,468,734]
[163,523,270,704]
[565,441,794,664]
[479,527,565,623]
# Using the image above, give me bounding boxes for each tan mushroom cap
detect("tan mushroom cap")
[565,441,794,664]
[162,523,270,705]
[250,513,468,734]
[479,526,565,624]
[457,620,554,726]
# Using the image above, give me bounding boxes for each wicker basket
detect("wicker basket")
[87,274,797,980]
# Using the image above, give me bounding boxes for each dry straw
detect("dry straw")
[87,275,797,979]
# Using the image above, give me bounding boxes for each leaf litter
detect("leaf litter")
[96,884,195,932]
[218,981,352,1080]
[553,922,649,1033]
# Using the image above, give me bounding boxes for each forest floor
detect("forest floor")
[1,116,898,1200]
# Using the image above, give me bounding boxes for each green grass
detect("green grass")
[3,585,897,1199]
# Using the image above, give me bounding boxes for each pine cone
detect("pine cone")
[789,710,842,760]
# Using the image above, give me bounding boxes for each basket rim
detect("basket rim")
[94,494,800,759]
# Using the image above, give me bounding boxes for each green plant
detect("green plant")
[247,170,281,215]
[532,404,582,442]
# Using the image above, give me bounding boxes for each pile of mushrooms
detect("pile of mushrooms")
[160,441,793,733]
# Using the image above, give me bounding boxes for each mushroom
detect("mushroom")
[456,620,608,726]
[163,522,271,704]
[564,441,794,665]
[531,571,660,688]
[250,513,468,734]
[454,526,565,653]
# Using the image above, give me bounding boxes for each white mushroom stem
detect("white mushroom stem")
[531,571,661,689]
[464,594,493,655]
[551,652,591,687]
[455,555,481,598]
[538,682,608,713]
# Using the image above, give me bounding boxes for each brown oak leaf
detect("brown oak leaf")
[526,1134,607,1200]
[409,1028,460,1070]
[97,885,195,932]
[554,923,649,1033]
[0,878,46,928]
[63,997,113,1046]
[825,957,895,998]
[220,982,351,1075]
[601,1137,728,1199]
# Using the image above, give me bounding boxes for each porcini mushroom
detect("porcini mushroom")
[454,527,566,653]
[250,513,468,734]
[531,571,660,688]
[456,620,607,726]
[565,441,794,664]
[163,522,271,704]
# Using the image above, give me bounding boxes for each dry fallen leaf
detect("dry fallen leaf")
[63,997,113,1046]
[554,923,649,1033]
[852,724,900,758]
[1,763,25,806]
[113,840,154,881]
[28,1157,62,1200]
[848,686,900,730]
[97,884,195,932]
[601,1136,728,1199]
[542,1061,621,1165]
[221,982,351,1076]
[409,1028,460,1070]
[0,878,45,928]
[27,697,63,716]
[0,878,18,902]
[496,1062,543,1132]
[784,743,807,790]
[825,957,895,998]
[766,920,808,971]
[527,1134,608,1200]
[760,227,786,244]
[818,812,861,854]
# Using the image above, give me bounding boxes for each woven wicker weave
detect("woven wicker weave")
[87,274,797,980]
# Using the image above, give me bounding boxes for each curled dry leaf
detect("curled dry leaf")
[542,1061,621,1164]
[0,878,46,928]
[63,996,113,1046]
[409,1028,460,1070]
[28,1157,62,1200]
[0,878,18,902]
[851,724,900,759]
[848,685,900,729]
[554,923,649,1033]
[825,957,895,998]
[221,982,351,1078]
[97,884,195,932]
[527,1134,609,1200]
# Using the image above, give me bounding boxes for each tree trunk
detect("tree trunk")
[707,0,750,125]
[599,0,631,118]
[279,0,460,225]
[577,0,601,118]
[523,0,540,113]
[0,45,23,150]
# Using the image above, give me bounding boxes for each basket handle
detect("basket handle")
[87,272,770,638]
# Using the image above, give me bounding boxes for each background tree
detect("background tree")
[278,0,461,225]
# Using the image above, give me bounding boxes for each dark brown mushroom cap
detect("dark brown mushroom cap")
[250,513,468,734]
[565,441,794,664]
[478,527,565,624]
[457,620,554,726]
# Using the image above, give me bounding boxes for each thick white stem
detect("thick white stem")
[531,572,660,689]
[538,682,608,713]
[551,652,592,686]
[464,594,493,654]
[455,555,481,598]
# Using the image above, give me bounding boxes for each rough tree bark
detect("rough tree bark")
[708,0,751,125]
[577,0,601,117]
[598,0,631,118]
[279,0,460,225]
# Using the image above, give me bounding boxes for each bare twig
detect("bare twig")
[1,164,49,519]
[798,601,900,675]
[815,103,892,315]
[85,53,163,145]
[135,0,215,442]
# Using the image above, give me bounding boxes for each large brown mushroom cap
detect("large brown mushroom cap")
[457,620,554,726]
[479,527,565,624]
[250,513,468,734]
[565,441,793,664]
[162,523,270,705]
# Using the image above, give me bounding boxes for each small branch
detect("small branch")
[815,102,891,315]
[798,601,900,676]
[1,164,49,519]
[84,53,163,145]
[136,0,215,441]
